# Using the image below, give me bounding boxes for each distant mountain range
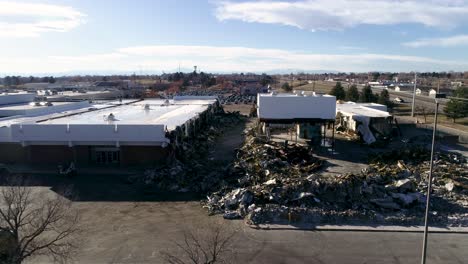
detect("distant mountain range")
[1,68,341,77]
[262,69,341,75]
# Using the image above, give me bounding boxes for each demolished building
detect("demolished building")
[0,97,221,166]
[336,102,393,144]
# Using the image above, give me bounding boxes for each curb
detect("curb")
[247,224,468,234]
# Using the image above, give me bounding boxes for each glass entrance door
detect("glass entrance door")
[93,147,120,164]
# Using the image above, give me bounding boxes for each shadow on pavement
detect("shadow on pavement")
[0,172,202,202]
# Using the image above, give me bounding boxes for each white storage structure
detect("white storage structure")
[257,92,336,145]
[257,93,336,121]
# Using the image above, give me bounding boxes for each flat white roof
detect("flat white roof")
[336,102,391,118]
[257,92,336,120]
[40,99,214,130]
[1,98,216,145]
[0,100,134,127]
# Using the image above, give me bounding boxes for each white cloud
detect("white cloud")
[338,46,366,50]
[0,1,86,37]
[215,0,468,31]
[403,34,468,47]
[1,45,467,74]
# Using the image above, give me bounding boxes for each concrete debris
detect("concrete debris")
[390,192,424,206]
[394,179,415,192]
[445,181,455,192]
[264,179,277,185]
[204,142,467,226]
[370,198,401,210]
[223,210,242,219]
[131,111,244,193]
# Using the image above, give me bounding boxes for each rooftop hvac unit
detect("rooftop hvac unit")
[144,104,151,110]
[104,113,117,121]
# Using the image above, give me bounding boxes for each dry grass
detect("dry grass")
[291,81,337,94]
[136,79,159,85]
[393,104,468,130]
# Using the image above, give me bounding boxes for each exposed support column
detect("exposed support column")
[332,121,335,154]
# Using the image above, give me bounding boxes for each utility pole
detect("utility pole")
[411,72,417,117]
[420,93,445,264]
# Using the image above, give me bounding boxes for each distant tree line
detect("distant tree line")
[166,71,216,88]
[260,73,273,86]
[444,86,468,122]
[330,82,392,107]
[1,76,55,86]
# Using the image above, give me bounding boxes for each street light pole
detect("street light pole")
[421,93,444,264]
[411,72,417,117]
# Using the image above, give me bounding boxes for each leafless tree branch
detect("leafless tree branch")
[160,219,237,264]
[0,178,81,264]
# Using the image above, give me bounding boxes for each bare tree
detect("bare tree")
[160,220,237,264]
[416,106,431,123]
[0,181,81,264]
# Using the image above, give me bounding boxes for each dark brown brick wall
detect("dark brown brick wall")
[0,144,170,166]
[121,146,171,166]
[28,145,74,165]
[0,143,28,164]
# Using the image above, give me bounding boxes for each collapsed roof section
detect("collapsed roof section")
[336,102,393,144]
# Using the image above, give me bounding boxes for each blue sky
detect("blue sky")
[1,0,468,75]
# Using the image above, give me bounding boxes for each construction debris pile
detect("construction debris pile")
[204,131,467,226]
[129,111,244,192]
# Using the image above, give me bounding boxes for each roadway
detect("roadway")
[368,85,447,110]
[237,226,468,264]
[62,199,467,264]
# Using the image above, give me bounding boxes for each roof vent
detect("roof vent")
[104,113,117,122]
[144,104,151,110]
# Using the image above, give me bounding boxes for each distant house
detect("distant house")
[451,81,464,88]
[394,84,413,92]
[429,88,453,97]
[415,88,422,95]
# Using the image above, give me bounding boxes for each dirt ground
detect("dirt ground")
[223,103,254,116]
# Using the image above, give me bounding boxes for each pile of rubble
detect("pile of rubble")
[204,131,467,226]
[128,111,244,192]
